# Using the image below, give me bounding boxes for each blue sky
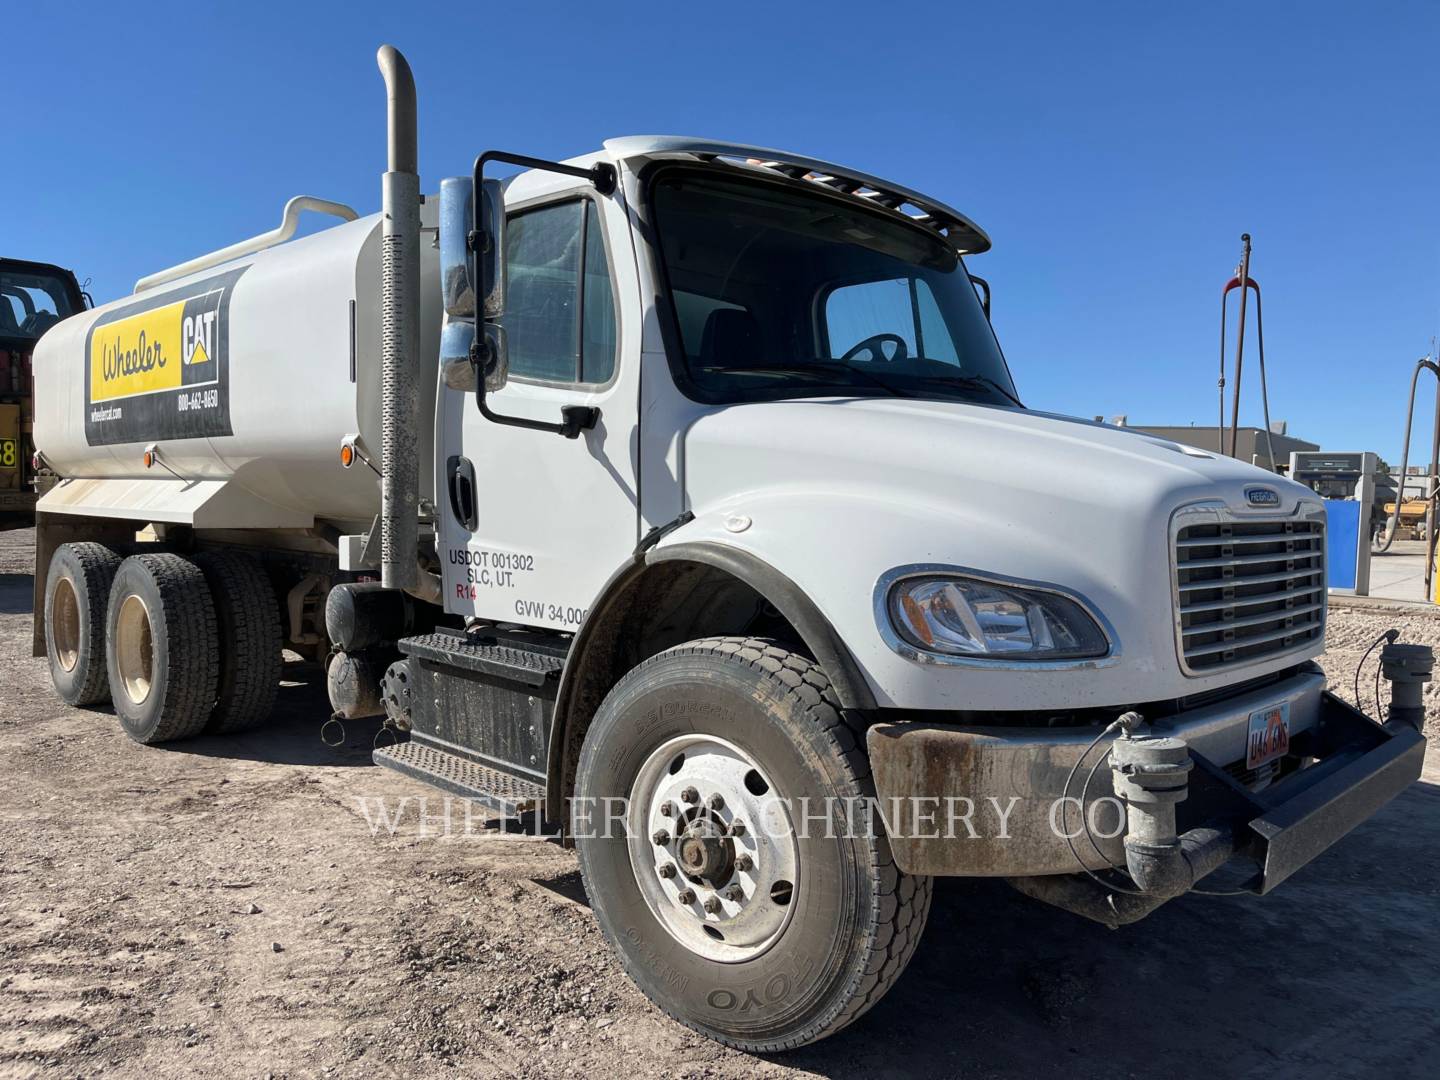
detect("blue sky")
[8,1,1437,462]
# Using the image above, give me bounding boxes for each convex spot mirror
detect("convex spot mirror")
[439,321,508,393]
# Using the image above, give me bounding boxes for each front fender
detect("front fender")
[650,490,1286,712]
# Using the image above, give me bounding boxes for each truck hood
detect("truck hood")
[672,397,1324,712]
[681,397,1302,523]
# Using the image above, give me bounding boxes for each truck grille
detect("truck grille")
[1174,516,1325,675]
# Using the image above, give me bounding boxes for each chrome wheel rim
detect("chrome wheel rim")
[115,593,155,705]
[627,734,799,963]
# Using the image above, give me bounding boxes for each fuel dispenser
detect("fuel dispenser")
[1288,451,1377,594]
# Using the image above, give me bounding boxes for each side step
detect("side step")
[399,631,565,688]
[373,740,545,816]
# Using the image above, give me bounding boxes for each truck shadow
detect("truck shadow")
[775,777,1440,1079]
[164,664,385,768]
[0,571,33,614]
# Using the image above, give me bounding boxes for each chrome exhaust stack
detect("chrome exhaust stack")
[376,44,420,591]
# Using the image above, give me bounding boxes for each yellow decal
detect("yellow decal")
[90,301,187,402]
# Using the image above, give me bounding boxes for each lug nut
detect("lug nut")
[728,820,747,836]
[652,830,670,846]
[658,863,677,879]
[723,884,744,901]
[676,888,696,905]
[735,854,754,872]
[703,896,722,914]
[680,787,700,804]
[658,801,675,817]
[707,793,725,811]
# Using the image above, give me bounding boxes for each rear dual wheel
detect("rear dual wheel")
[45,542,123,706]
[106,553,220,744]
[44,543,281,743]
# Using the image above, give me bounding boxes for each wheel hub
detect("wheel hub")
[627,733,799,963]
[114,593,155,705]
[678,817,733,884]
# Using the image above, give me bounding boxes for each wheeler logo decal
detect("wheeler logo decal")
[1245,486,1280,507]
[83,266,245,446]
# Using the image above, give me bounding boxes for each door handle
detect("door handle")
[447,455,478,531]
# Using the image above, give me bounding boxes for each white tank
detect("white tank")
[32,204,441,530]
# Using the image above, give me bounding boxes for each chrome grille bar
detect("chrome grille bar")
[1173,511,1326,675]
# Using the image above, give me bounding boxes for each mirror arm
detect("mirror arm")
[470,366,599,440]
[467,149,616,438]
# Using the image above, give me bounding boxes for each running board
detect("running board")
[398,631,565,687]
[373,740,545,816]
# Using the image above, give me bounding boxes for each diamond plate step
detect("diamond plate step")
[373,739,545,815]
[398,631,565,688]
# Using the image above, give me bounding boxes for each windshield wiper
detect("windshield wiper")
[913,373,1024,407]
[704,362,913,398]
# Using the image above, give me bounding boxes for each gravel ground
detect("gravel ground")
[1319,602,1440,739]
[2,527,1438,1079]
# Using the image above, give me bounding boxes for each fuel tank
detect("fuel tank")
[31,203,441,530]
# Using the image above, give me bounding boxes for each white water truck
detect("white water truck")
[30,46,1429,1051]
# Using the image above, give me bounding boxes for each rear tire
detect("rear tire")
[574,636,931,1052]
[105,553,219,744]
[44,542,122,706]
[195,551,282,733]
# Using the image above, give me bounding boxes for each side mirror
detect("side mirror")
[465,148,612,439]
[440,175,509,392]
[970,274,991,321]
[439,176,508,319]
[440,321,508,392]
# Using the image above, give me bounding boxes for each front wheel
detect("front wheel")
[574,637,931,1052]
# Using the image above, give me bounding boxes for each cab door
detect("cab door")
[437,185,640,631]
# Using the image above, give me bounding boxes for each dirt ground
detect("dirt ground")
[2,528,1438,1080]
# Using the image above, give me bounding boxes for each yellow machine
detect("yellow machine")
[1,258,87,527]
[1383,497,1431,540]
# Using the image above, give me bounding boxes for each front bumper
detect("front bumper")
[866,669,1426,896]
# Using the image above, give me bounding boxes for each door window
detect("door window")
[503,200,617,385]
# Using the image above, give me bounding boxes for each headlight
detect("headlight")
[886,574,1109,661]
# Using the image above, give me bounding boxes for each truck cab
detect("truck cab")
[29,50,1428,1054]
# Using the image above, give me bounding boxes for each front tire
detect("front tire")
[574,637,931,1052]
[105,553,219,744]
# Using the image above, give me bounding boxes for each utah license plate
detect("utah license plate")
[1246,702,1291,770]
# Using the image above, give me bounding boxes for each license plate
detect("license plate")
[1246,702,1291,770]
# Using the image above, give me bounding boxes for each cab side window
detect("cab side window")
[503,200,617,384]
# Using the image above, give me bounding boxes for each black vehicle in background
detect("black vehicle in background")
[0,259,87,528]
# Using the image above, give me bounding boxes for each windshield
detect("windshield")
[650,170,1019,406]
[0,266,81,344]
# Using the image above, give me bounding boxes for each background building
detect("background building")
[1126,424,1319,472]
